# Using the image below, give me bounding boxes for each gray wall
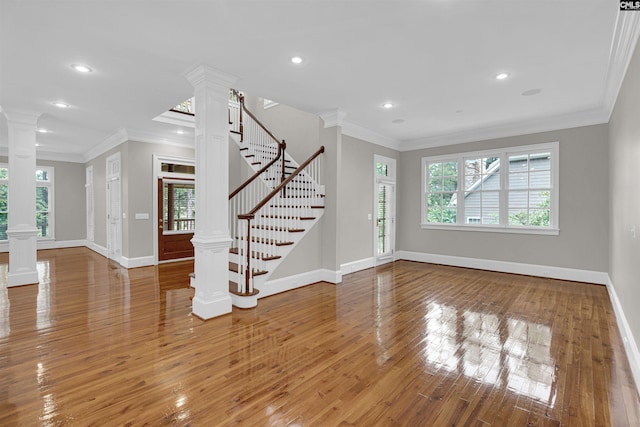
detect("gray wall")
[398,124,609,273]
[609,39,640,355]
[340,135,399,265]
[0,156,86,242]
[86,141,194,259]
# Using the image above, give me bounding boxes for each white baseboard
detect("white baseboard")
[319,268,342,284]
[395,250,609,285]
[121,255,155,269]
[340,257,376,275]
[260,269,324,298]
[606,275,640,395]
[0,239,87,253]
[85,241,108,258]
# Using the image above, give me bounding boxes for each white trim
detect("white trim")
[127,128,194,148]
[421,142,558,233]
[395,250,609,285]
[121,255,155,269]
[400,107,609,152]
[604,10,640,120]
[606,275,640,395]
[319,268,342,284]
[85,241,108,258]
[152,110,195,128]
[0,147,86,164]
[374,155,397,263]
[0,239,86,253]
[342,120,401,151]
[318,109,348,128]
[152,154,196,265]
[341,257,376,275]
[260,269,324,299]
[83,128,128,162]
[420,223,560,235]
[158,256,194,264]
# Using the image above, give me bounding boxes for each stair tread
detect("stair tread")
[229,247,281,261]
[251,224,306,233]
[260,215,316,220]
[228,262,268,276]
[236,236,294,246]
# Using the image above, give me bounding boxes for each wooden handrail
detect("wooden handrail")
[228,141,286,200]
[238,146,325,219]
[231,89,283,147]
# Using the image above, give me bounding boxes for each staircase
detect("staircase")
[226,91,325,308]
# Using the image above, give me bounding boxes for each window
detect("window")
[0,165,54,240]
[421,142,558,234]
[162,181,195,232]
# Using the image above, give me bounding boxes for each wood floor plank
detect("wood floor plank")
[0,248,639,425]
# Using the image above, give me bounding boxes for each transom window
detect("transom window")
[421,142,558,234]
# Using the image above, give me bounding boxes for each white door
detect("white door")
[106,153,122,264]
[374,155,396,265]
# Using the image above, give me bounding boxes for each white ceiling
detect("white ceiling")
[1,1,638,162]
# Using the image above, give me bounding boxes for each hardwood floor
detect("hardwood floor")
[1,247,639,426]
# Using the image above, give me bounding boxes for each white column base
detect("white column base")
[192,293,233,320]
[6,228,38,287]
[191,235,232,320]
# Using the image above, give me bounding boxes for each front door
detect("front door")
[158,178,195,261]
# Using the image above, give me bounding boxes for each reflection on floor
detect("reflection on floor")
[0,248,639,425]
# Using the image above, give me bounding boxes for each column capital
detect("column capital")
[319,109,348,128]
[184,64,237,96]
[2,108,41,128]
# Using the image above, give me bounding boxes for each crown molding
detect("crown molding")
[83,128,128,162]
[318,109,348,128]
[152,110,195,128]
[0,147,84,163]
[603,9,640,120]
[341,120,402,151]
[399,106,609,152]
[126,127,194,149]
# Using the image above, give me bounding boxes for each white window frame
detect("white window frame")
[421,142,559,235]
[0,164,55,241]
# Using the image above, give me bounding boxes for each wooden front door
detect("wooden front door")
[158,178,195,261]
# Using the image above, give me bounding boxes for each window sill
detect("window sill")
[420,223,560,236]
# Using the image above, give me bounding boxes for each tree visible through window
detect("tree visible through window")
[422,142,557,232]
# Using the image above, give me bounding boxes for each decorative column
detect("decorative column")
[184,65,236,320]
[2,109,40,287]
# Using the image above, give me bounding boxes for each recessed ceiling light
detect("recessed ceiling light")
[176,129,184,135]
[382,102,394,109]
[37,129,48,133]
[496,73,509,80]
[35,143,40,147]
[71,64,92,73]
[53,101,69,108]
[522,89,542,96]
[290,56,303,64]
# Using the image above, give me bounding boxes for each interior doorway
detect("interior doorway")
[153,155,196,262]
